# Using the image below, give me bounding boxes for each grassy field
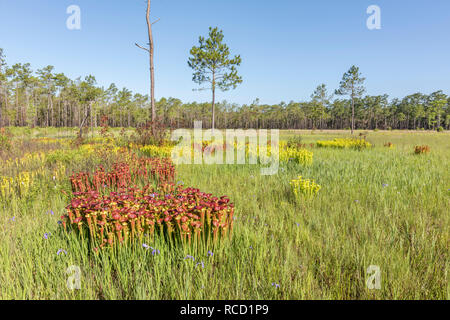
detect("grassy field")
[0,128,448,299]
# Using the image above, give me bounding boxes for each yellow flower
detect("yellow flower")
[316,138,371,149]
[290,175,321,198]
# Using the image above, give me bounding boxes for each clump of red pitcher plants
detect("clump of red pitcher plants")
[70,155,175,193]
[62,154,235,249]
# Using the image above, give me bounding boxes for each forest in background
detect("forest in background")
[0,48,449,131]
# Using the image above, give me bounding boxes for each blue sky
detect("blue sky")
[1,0,449,104]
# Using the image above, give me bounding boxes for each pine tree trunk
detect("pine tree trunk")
[146,0,156,128]
[351,95,355,134]
[0,84,2,127]
[211,71,216,132]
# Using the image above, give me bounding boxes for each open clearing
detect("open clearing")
[0,129,448,299]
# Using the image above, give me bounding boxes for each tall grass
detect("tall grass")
[0,130,448,299]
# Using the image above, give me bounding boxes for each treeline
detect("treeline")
[0,49,449,130]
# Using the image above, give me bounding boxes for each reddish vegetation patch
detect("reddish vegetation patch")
[63,154,234,249]
[62,184,234,249]
[414,145,430,154]
[70,156,176,192]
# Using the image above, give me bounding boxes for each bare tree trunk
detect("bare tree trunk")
[47,94,50,126]
[58,100,61,127]
[90,104,94,136]
[0,66,2,127]
[63,101,67,127]
[50,95,53,126]
[0,83,3,127]
[79,102,92,139]
[136,1,157,130]
[211,71,216,132]
[351,92,355,134]
[146,0,156,125]
[78,105,81,128]
[24,91,29,126]
[15,85,20,126]
[3,86,7,127]
[120,106,123,127]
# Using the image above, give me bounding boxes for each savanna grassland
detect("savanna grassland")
[0,127,448,300]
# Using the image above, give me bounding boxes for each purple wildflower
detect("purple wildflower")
[207,250,214,257]
[184,255,195,261]
[271,282,280,289]
[142,244,159,255]
[196,261,205,268]
[57,249,67,256]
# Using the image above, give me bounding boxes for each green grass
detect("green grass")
[0,130,448,299]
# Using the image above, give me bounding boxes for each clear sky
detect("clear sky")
[1,0,449,104]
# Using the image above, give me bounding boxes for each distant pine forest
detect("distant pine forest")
[0,51,448,131]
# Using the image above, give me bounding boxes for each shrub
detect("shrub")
[316,138,372,150]
[437,126,444,132]
[286,136,303,149]
[46,150,78,165]
[414,145,430,154]
[280,146,313,165]
[99,116,113,139]
[70,136,85,148]
[140,145,173,159]
[132,119,169,146]
[0,128,12,152]
[0,134,11,152]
